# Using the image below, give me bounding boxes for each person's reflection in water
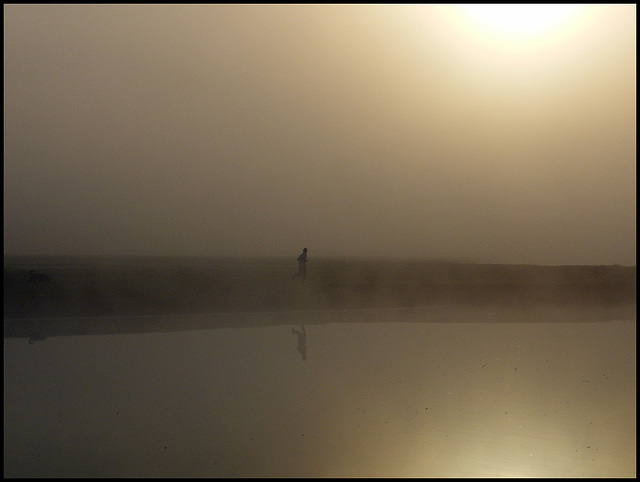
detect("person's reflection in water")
[291,324,307,360]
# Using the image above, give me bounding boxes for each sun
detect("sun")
[461,4,580,35]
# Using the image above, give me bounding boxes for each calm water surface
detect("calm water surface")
[4,309,636,477]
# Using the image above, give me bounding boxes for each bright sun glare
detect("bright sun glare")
[462,4,580,34]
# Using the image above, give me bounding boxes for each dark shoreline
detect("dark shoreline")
[4,303,636,344]
[4,256,636,340]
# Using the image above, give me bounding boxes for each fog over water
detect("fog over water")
[3,4,636,265]
[3,5,636,477]
[4,310,636,477]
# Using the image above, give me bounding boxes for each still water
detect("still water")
[4,308,636,477]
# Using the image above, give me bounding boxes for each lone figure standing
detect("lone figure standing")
[293,247,308,280]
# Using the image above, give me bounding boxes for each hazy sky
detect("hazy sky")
[4,4,636,264]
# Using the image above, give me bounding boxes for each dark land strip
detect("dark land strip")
[5,258,635,341]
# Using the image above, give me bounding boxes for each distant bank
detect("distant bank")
[4,256,636,321]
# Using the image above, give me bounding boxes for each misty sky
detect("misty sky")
[3,4,636,265]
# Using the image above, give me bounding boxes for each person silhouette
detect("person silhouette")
[291,324,307,360]
[293,248,308,281]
